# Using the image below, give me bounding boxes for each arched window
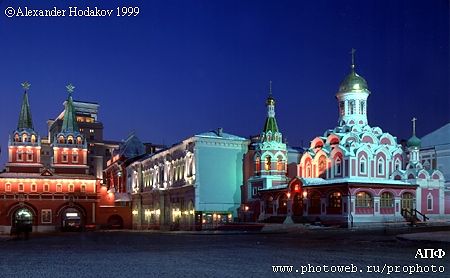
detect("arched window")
[349,100,355,114]
[359,101,365,114]
[427,193,433,210]
[14,133,20,142]
[395,159,401,170]
[255,156,261,172]
[306,162,311,178]
[26,150,33,161]
[377,157,384,175]
[59,136,65,144]
[77,136,82,145]
[69,184,74,192]
[380,192,394,208]
[276,156,284,171]
[359,156,367,174]
[22,134,28,142]
[31,135,36,143]
[356,192,373,208]
[334,157,342,176]
[318,155,326,175]
[265,156,271,171]
[309,192,321,214]
[67,136,74,144]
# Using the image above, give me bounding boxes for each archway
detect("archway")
[61,207,83,231]
[107,214,124,229]
[12,207,33,236]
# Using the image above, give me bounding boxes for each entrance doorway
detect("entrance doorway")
[12,208,33,237]
[292,194,303,216]
[61,208,83,231]
[401,192,415,211]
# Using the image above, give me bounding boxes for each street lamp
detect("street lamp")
[286,192,291,199]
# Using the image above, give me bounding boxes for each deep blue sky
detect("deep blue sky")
[0,0,449,166]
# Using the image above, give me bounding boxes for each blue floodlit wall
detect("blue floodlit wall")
[194,138,248,217]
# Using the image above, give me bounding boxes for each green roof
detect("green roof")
[17,92,34,131]
[263,116,279,134]
[61,93,79,133]
[407,135,421,148]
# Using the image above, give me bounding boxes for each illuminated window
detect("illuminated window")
[56,184,62,192]
[59,136,65,144]
[31,135,36,143]
[329,192,341,208]
[380,192,393,208]
[44,184,49,192]
[89,129,95,134]
[69,184,74,192]
[318,156,326,175]
[67,136,74,144]
[31,184,37,192]
[6,183,11,192]
[77,137,82,145]
[349,100,355,114]
[356,192,372,208]
[14,134,20,142]
[81,184,86,193]
[306,162,311,177]
[19,183,24,191]
[264,156,271,171]
[22,134,28,142]
[276,156,284,171]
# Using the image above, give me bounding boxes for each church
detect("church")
[242,52,450,227]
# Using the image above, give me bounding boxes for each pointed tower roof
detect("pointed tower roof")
[263,81,279,134]
[17,81,34,131]
[61,83,79,133]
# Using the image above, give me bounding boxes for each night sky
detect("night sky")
[0,0,449,167]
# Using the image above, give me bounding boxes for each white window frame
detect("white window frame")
[56,184,62,192]
[427,193,433,211]
[359,156,367,175]
[334,157,342,176]
[377,157,385,176]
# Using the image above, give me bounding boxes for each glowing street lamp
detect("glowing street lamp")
[302,190,308,198]
[286,192,291,199]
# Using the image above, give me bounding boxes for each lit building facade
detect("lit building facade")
[245,52,450,226]
[128,129,248,230]
[0,83,131,234]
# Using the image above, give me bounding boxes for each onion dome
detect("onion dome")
[337,49,370,95]
[407,135,421,148]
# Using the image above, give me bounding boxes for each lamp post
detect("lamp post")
[283,191,294,224]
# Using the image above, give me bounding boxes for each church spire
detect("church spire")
[263,81,279,134]
[17,81,34,131]
[61,83,79,133]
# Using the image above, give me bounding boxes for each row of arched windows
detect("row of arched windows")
[255,155,286,172]
[14,133,37,144]
[58,135,83,145]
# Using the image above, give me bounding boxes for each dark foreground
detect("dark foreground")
[1,229,449,278]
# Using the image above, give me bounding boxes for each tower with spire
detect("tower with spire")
[6,82,43,173]
[51,84,89,174]
[406,117,422,167]
[336,49,371,127]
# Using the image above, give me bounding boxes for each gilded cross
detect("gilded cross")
[21,81,31,91]
[412,117,417,135]
[66,83,75,94]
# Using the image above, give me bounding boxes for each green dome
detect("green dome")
[407,135,421,148]
[338,70,369,94]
